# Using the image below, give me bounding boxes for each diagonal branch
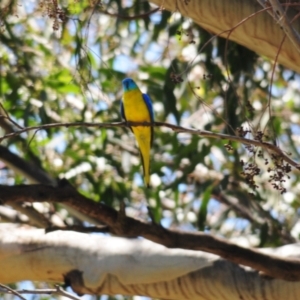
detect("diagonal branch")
[0,145,55,185]
[1,181,300,281]
[0,145,104,226]
[0,284,26,300]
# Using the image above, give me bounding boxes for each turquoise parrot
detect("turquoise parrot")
[121,78,154,187]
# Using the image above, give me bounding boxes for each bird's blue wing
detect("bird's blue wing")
[142,93,154,122]
[142,93,154,146]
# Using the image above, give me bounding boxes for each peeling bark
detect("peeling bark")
[1,224,300,300]
[150,0,300,73]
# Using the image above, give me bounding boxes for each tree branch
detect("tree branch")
[0,283,26,300]
[0,145,55,185]
[149,0,300,73]
[0,121,298,169]
[1,181,300,281]
[259,0,300,52]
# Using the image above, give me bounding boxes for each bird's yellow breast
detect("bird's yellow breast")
[122,90,151,122]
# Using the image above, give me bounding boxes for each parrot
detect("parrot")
[121,78,154,188]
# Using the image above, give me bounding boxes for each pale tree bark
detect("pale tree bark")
[150,0,300,73]
[1,224,300,300]
[1,2,300,299]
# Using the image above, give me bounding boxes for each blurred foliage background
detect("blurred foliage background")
[1,0,300,299]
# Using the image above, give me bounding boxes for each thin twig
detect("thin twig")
[2,285,82,300]
[258,0,300,52]
[0,283,27,300]
[0,102,24,130]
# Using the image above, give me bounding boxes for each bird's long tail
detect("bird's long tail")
[132,126,151,188]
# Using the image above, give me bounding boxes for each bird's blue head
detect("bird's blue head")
[122,78,139,92]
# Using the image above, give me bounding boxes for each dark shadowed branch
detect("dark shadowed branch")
[1,181,300,281]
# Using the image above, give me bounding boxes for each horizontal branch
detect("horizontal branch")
[0,284,80,300]
[1,181,300,281]
[0,121,299,169]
